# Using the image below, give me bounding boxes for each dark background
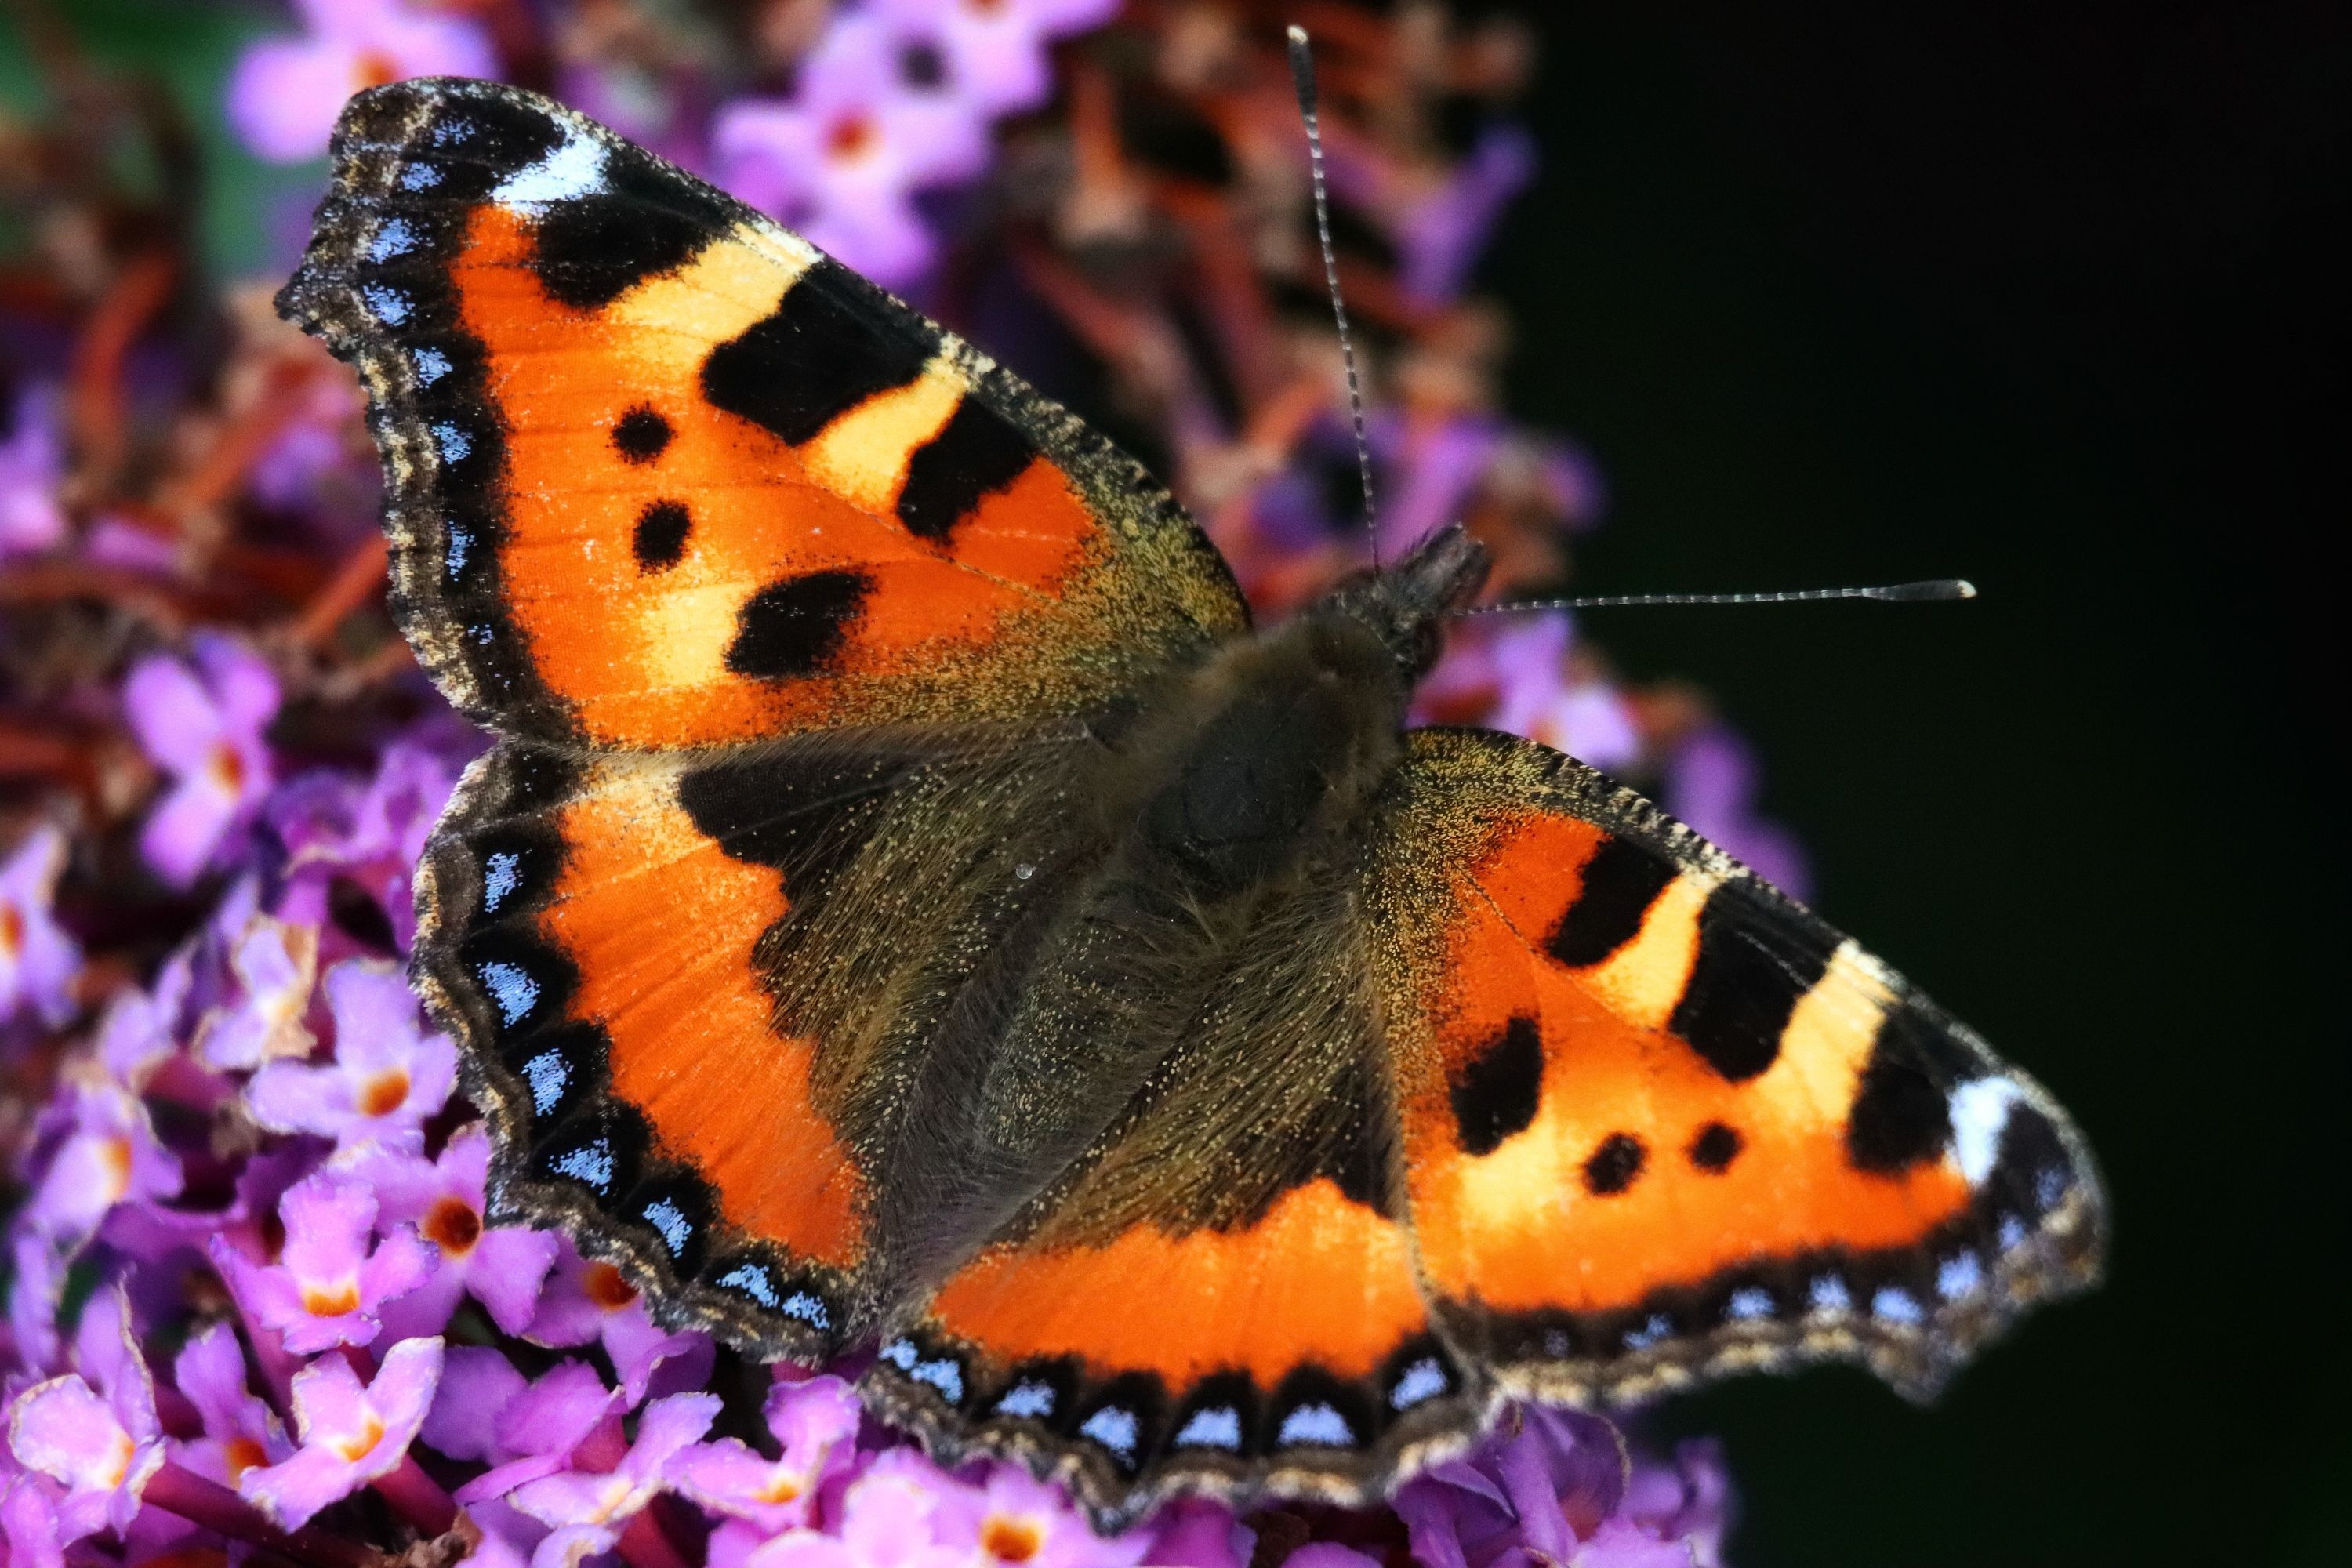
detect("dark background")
[1486,6,2346,1565]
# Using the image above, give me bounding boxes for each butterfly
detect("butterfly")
[278,78,2106,1528]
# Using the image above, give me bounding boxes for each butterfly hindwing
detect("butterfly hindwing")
[412,740,872,1357]
[1363,728,2106,1403]
[277,78,1247,751]
[866,855,1479,1525]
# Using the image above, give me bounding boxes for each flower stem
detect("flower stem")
[143,1460,390,1568]
[618,1508,692,1568]
[372,1452,458,1537]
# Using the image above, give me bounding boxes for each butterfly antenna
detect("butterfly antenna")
[1287,24,1379,571]
[1467,579,1979,613]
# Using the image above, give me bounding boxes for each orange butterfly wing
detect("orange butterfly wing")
[279,79,1247,1356]
[1364,728,2106,1402]
[279,78,1246,753]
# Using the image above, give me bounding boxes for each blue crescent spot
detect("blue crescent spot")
[1174,1406,1241,1450]
[481,850,521,913]
[995,1381,1055,1420]
[716,1264,779,1308]
[1388,1356,1449,1410]
[1871,1287,1924,1327]
[1726,1287,1774,1322]
[520,1049,570,1116]
[641,1198,692,1258]
[1276,1403,1352,1448]
[1808,1274,1853,1314]
[1936,1253,1985,1301]
[909,1357,964,1405]
[550,1138,613,1192]
[477,959,539,1027]
[361,285,411,325]
[1080,1406,1138,1457]
[366,219,417,263]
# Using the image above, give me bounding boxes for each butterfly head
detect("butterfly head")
[1313,521,1490,683]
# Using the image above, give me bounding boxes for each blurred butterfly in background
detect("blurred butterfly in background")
[278,76,2104,1527]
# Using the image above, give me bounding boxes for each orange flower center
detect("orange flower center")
[584,1261,638,1310]
[205,742,246,795]
[757,1472,805,1504]
[423,1195,482,1254]
[982,1516,1043,1563]
[357,1069,411,1117]
[100,1134,134,1192]
[351,49,402,91]
[826,113,878,161]
[1,903,23,958]
[224,1436,267,1480]
[332,1415,385,1463]
[301,1281,361,1316]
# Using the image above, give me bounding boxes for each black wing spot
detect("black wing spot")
[1546,836,1675,967]
[631,500,691,572]
[702,260,932,447]
[1668,887,1832,1081]
[1450,1015,1544,1157]
[896,395,1037,544]
[1846,1007,1970,1173]
[1582,1132,1647,1196]
[724,569,872,680]
[1688,1120,1743,1173]
[530,144,734,310]
[612,405,673,464]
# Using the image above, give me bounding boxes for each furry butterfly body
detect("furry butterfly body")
[279,78,2105,1526]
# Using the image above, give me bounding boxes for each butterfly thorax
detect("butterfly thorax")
[1111,522,1490,893]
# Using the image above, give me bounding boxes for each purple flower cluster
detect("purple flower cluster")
[3,4,1765,1564]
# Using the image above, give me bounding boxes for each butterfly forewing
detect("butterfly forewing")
[1363,728,2105,1403]
[277,77,1246,753]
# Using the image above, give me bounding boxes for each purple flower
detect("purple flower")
[238,1334,445,1530]
[93,951,193,1090]
[1394,1406,1729,1568]
[2,826,80,1029]
[123,633,279,889]
[670,1374,862,1533]
[344,1125,559,1341]
[245,960,455,1152]
[1663,724,1810,902]
[227,0,499,164]
[869,0,1120,118]
[0,1470,67,1568]
[270,742,460,953]
[1393,125,1538,306]
[713,14,991,289]
[0,380,67,559]
[169,1323,293,1490]
[210,1169,434,1353]
[526,1237,713,1404]
[3,1291,164,1543]
[20,1082,184,1248]
[1479,617,1642,773]
[931,1461,1149,1568]
[504,1390,717,1562]
[194,913,318,1073]
[435,1354,620,1505]
[725,1447,970,1568]
[247,374,372,510]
